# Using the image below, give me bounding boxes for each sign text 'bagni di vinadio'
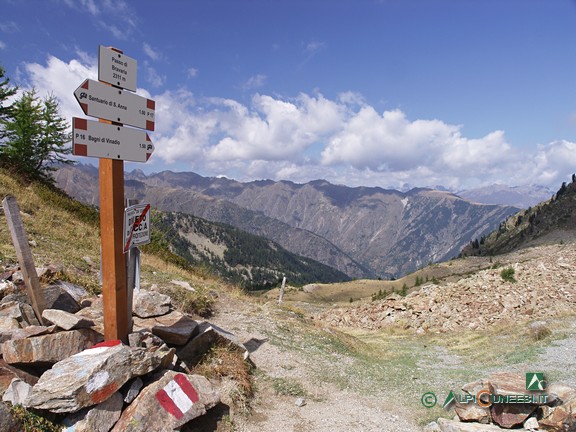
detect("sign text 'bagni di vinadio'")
[72,117,154,163]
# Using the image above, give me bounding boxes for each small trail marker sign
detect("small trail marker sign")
[98,45,137,91]
[124,203,151,253]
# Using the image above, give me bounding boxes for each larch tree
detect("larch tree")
[0,65,18,138]
[0,88,73,183]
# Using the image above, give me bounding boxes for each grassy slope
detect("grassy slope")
[0,170,229,310]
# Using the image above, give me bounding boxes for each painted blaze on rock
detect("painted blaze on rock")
[25,340,171,413]
[155,373,200,419]
[112,371,219,431]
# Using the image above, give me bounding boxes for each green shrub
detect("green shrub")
[500,267,516,283]
[9,405,60,432]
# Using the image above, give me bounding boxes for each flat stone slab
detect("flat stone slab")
[1,328,102,366]
[133,310,198,345]
[133,290,171,318]
[75,306,104,335]
[436,418,520,431]
[63,391,123,432]
[0,359,38,394]
[42,309,94,331]
[177,322,248,367]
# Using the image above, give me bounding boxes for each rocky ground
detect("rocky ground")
[318,241,576,334]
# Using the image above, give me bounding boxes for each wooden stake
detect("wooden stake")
[2,196,46,325]
[278,276,286,305]
[99,158,128,342]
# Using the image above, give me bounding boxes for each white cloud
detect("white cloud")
[61,0,129,16]
[143,43,160,61]
[206,93,343,162]
[529,140,576,185]
[145,65,166,88]
[0,21,19,33]
[187,68,198,78]
[17,53,576,190]
[0,41,5,50]
[305,41,325,55]
[62,0,98,15]
[60,0,134,39]
[242,74,267,90]
[23,55,97,123]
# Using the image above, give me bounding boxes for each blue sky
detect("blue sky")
[1,0,576,190]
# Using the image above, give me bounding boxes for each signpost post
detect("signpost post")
[73,46,155,343]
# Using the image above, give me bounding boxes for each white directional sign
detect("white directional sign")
[72,117,154,163]
[74,79,155,131]
[124,203,151,253]
[98,45,137,91]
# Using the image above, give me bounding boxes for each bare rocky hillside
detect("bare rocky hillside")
[319,237,576,334]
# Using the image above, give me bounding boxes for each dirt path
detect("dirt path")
[209,295,421,432]
[205,239,576,431]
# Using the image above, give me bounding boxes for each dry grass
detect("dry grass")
[0,172,101,283]
[192,341,254,413]
[265,256,497,307]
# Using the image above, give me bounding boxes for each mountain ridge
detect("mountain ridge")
[54,164,519,278]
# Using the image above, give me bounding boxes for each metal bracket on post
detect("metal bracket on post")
[125,198,141,334]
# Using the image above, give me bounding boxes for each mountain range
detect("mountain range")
[457,184,553,209]
[54,164,523,279]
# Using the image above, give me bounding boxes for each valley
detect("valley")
[54,164,519,280]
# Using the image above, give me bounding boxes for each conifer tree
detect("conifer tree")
[0,88,72,182]
[0,66,18,138]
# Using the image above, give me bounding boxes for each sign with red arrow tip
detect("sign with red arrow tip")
[74,79,155,131]
[72,117,154,163]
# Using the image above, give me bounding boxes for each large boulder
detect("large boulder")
[63,391,123,432]
[24,340,174,413]
[133,290,171,318]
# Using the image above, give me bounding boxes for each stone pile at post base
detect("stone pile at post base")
[425,372,576,432]
[0,265,249,432]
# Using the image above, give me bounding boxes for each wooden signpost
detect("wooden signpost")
[73,46,155,342]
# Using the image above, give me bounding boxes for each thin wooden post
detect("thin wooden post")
[278,276,286,305]
[2,196,46,325]
[99,158,128,342]
[125,198,140,334]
